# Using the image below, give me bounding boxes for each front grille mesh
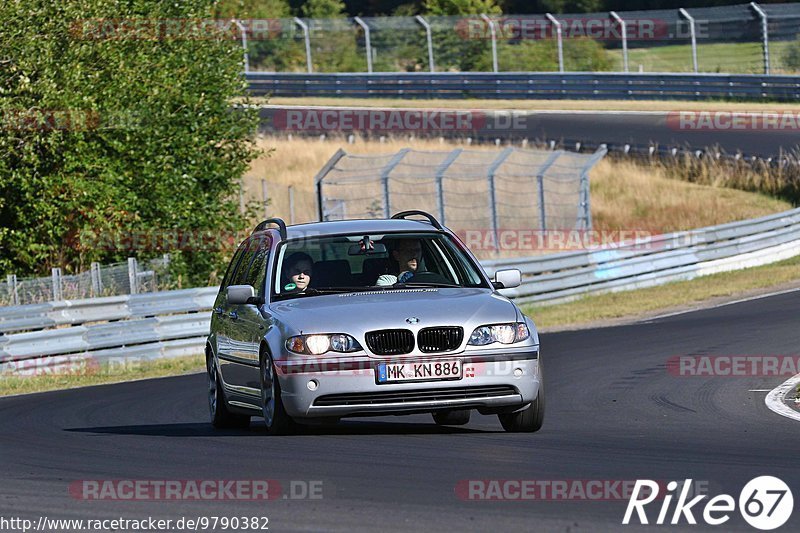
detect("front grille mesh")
[314,385,518,407]
[365,329,414,355]
[418,327,463,353]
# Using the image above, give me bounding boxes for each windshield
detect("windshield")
[272,232,489,300]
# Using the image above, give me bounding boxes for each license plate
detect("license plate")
[377,359,463,383]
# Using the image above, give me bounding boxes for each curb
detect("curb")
[765,372,800,422]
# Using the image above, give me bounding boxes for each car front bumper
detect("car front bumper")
[275,350,541,418]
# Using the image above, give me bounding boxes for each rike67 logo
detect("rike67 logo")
[623,476,793,530]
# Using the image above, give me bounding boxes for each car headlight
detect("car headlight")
[468,323,529,346]
[286,334,362,355]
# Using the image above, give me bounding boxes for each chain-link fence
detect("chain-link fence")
[0,256,171,306]
[242,3,800,75]
[315,147,606,253]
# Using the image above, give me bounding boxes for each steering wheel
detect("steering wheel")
[405,271,452,284]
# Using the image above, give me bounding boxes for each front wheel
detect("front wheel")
[498,388,544,433]
[207,351,250,429]
[260,350,296,435]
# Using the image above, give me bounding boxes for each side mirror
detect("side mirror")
[493,269,521,289]
[227,285,256,305]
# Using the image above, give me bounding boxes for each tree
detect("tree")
[0,0,260,285]
[424,0,502,15]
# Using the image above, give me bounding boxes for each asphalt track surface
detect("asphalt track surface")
[1,291,799,532]
[259,106,800,158]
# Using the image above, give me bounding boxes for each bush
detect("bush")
[0,0,260,286]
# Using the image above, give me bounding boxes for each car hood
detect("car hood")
[269,288,518,336]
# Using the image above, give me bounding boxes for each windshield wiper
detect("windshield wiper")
[390,282,460,289]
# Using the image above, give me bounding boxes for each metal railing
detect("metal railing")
[314,147,606,238]
[0,256,171,306]
[237,3,800,75]
[247,71,800,101]
[2,207,800,376]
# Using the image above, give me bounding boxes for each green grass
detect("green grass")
[0,354,204,397]
[611,41,796,74]
[523,254,800,329]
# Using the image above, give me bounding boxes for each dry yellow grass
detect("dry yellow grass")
[243,136,790,232]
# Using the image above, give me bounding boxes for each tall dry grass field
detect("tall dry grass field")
[242,136,790,238]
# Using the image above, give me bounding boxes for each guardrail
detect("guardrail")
[484,207,800,304]
[247,72,800,101]
[2,207,800,376]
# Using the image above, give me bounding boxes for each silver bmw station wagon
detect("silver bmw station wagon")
[206,211,543,434]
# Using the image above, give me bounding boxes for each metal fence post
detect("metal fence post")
[231,19,249,74]
[545,14,564,73]
[679,8,698,73]
[128,258,138,295]
[434,149,463,225]
[354,17,373,73]
[51,267,63,301]
[314,148,347,221]
[534,151,563,231]
[288,185,295,225]
[486,148,514,250]
[415,15,435,73]
[578,147,608,230]
[609,12,628,73]
[7,274,18,306]
[293,17,313,73]
[379,149,410,218]
[750,2,770,75]
[480,14,498,73]
[261,178,269,217]
[90,262,102,297]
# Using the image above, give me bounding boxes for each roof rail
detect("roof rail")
[253,218,287,240]
[391,210,444,231]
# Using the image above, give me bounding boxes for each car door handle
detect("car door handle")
[228,311,238,320]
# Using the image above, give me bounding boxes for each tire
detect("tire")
[260,350,296,435]
[498,388,544,433]
[207,351,250,429]
[432,409,471,426]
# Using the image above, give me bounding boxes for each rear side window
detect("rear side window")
[243,236,272,296]
[221,246,246,290]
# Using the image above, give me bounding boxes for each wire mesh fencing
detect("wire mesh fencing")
[315,147,606,257]
[241,3,800,75]
[0,256,171,307]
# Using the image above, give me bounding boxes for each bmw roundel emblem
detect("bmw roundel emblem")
[406,317,420,324]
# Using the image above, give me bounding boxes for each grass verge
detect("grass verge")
[523,254,800,330]
[0,354,204,397]
[244,136,791,231]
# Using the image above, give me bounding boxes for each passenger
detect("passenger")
[376,239,422,286]
[282,252,313,292]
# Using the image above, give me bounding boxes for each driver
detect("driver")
[376,239,422,286]
[282,252,313,293]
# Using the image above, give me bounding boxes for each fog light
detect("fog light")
[513,368,523,377]
[307,379,319,391]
